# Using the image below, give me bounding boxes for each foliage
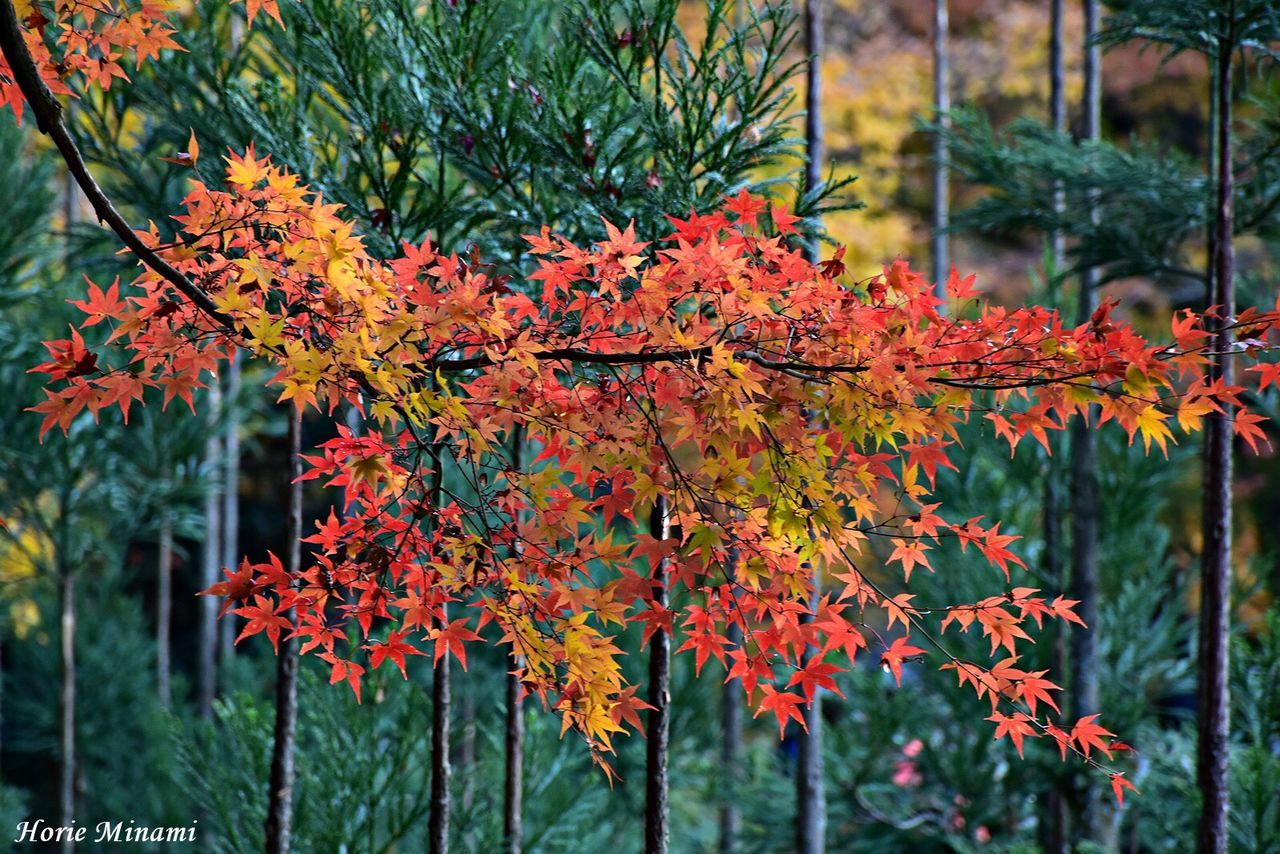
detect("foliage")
[4,1,1280,842]
[70,0,854,265]
[29,136,1280,792]
[940,108,1208,287]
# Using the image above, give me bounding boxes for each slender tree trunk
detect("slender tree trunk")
[797,8,828,849]
[199,383,223,716]
[796,568,826,854]
[460,688,476,813]
[504,428,525,854]
[503,656,524,854]
[57,94,79,854]
[1196,33,1235,854]
[157,508,173,708]
[645,496,671,854]
[1049,0,1066,275]
[802,0,824,265]
[264,411,302,854]
[429,403,451,854]
[59,569,76,854]
[1044,471,1071,853]
[1068,0,1102,843]
[430,608,451,854]
[1043,5,1069,850]
[931,0,950,295]
[719,617,743,853]
[219,352,242,681]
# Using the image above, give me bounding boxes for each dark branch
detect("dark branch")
[0,0,234,329]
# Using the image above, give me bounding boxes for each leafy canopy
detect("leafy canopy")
[8,0,1280,796]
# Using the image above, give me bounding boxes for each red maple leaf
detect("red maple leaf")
[880,636,927,686]
[428,618,482,670]
[755,685,806,737]
[365,629,425,678]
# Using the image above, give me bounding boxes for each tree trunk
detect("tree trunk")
[430,609,451,854]
[1042,4,1069,851]
[1196,34,1234,854]
[428,387,451,854]
[460,688,476,814]
[264,410,302,854]
[645,496,671,854]
[718,617,742,854]
[503,659,524,854]
[802,0,824,265]
[798,8,827,845]
[219,352,242,682]
[199,382,223,717]
[1048,0,1066,276]
[931,0,950,295]
[1044,472,1070,854]
[1068,0,1102,843]
[796,568,826,854]
[504,428,525,854]
[157,508,173,708]
[59,570,76,854]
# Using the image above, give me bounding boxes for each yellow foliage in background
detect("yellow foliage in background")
[0,521,50,639]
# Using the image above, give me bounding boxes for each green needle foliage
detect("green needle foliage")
[75,0,855,265]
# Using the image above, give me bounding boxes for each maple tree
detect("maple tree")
[5,0,1280,805]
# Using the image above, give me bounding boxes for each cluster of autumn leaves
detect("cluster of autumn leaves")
[8,0,1280,801]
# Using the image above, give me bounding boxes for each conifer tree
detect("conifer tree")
[1094,4,1279,848]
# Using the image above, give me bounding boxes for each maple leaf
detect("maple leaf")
[160,129,200,168]
[225,144,271,188]
[609,685,656,730]
[723,188,767,228]
[945,267,979,301]
[1131,405,1174,456]
[754,685,807,737]
[987,712,1036,758]
[725,649,773,695]
[240,0,286,28]
[1234,410,1270,453]
[233,595,292,652]
[1045,723,1072,761]
[1013,670,1061,716]
[675,629,730,675]
[888,538,932,582]
[1050,595,1087,627]
[428,618,482,670]
[1110,773,1138,807]
[319,652,365,702]
[200,560,257,617]
[880,636,927,686]
[1070,714,1117,760]
[787,659,846,701]
[1249,360,1280,391]
[70,278,126,326]
[365,630,425,678]
[770,202,801,235]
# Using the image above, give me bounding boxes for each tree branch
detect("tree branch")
[0,0,234,329]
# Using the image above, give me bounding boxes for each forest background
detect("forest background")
[0,0,1278,852]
